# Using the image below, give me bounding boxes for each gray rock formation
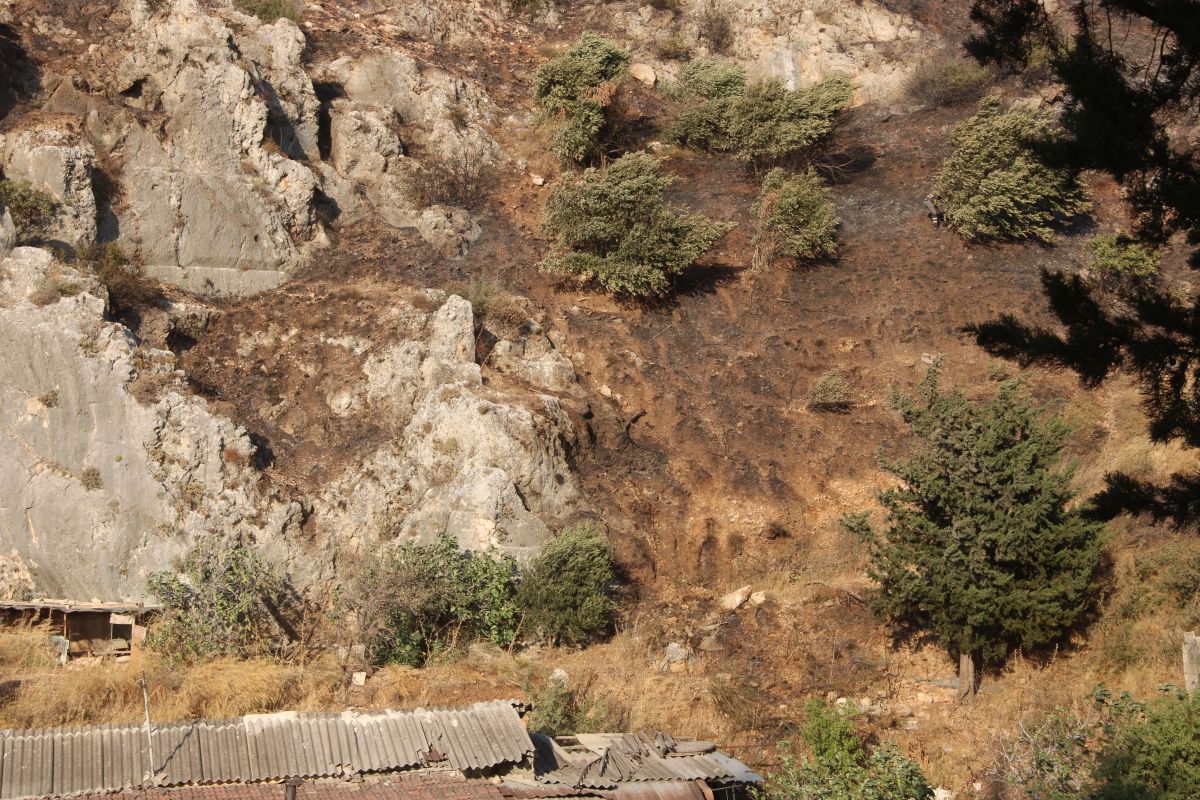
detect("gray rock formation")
[618,0,937,103]
[0,128,98,250]
[0,251,580,600]
[317,294,579,562]
[0,205,14,258]
[0,246,308,600]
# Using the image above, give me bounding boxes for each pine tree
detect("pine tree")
[852,362,1104,692]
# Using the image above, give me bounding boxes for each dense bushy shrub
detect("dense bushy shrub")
[992,687,1200,799]
[1092,688,1200,800]
[347,534,519,666]
[759,701,932,800]
[533,34,630,163]
[754,168,839,266]
[147,537,293,662]
[669,62,852,166]
[904,55,992,106]
[539,152,733,297]
[516,521,618,646]
[1086,232,1160,291]
[934,97,1089,241]
[0,179,58,242]
[525,672,627,735]
[851,363,1104,685]
[807,369,851,412]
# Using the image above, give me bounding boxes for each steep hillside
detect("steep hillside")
[2,0,1199,795]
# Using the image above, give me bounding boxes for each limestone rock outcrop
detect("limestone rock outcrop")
[0,245,308,600]
[619,0,937,103]
[2,0,503,296]
[0,127,98,249]
[317,293,580,562]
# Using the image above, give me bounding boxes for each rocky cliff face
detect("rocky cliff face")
[0,243,579,601]
[2,0,500,297]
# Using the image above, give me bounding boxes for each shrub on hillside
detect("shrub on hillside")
[346,534,519,666]
[850,361,1104,690]
[516,521,618,646]
[73,242,160,315]
[1086,232,1160,291]
[992,686,1200,799]
[807,369,851,412]
[760,701,932,800]
[905,55,992,106]
[539,152,733,297]
[147,537,294,662]
[934,97,1089,241]
[0,179,58,242]
[668,62,852,166]
[754,168,839,266]
[525,672,627,735]
[533,33,630,163]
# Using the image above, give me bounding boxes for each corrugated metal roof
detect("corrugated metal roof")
[529,735,757,790]
[0,702,533,800]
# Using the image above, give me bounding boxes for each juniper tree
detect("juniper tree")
[539,152,732,297]
[848,362,1104,692]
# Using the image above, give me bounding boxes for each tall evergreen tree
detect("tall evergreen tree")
[850,363,1104,692]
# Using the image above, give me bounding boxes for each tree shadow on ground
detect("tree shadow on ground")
[967,271,1200,524]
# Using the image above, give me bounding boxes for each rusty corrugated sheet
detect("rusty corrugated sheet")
[0,701,532,800]
[532,734,754,790]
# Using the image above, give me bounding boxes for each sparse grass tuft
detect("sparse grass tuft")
[905,55,992,107]
[234,0,303,22]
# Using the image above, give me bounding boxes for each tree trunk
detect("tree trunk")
[959,651,977,699]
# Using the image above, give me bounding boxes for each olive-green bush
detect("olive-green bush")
[669,62,852,166]
[904,55,992,107]
[754,168,839,265]
[1086,232,1160,291]
[934,97,1089,241]
[539,152,733,297]
[533,34,630,163]
[515,521,618,646]
[345,534,520,667]
[0,179,58,242]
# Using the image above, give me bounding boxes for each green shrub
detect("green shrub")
[525,672,628,735]
[539,152,733,297]
[993,687,1199,800]
[807,369,851,411]
[669,66,853,166]
[759,701,932,800]
[0,179,58,242]
[147,537,293,662]
[533,34,630,163]
[234,0,303,22]
[904,55,992,106]
[934,97,1089,241]
[1091,688,1200,799]
[516,521,618,646]
[858,363,1104,684]
[755,168,839,266]
[654,35,692,62]
[1086,232,1160,290]
[345,534,519,667]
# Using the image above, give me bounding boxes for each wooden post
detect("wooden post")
[1184,632,1200,691]
[959,651,977,699]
